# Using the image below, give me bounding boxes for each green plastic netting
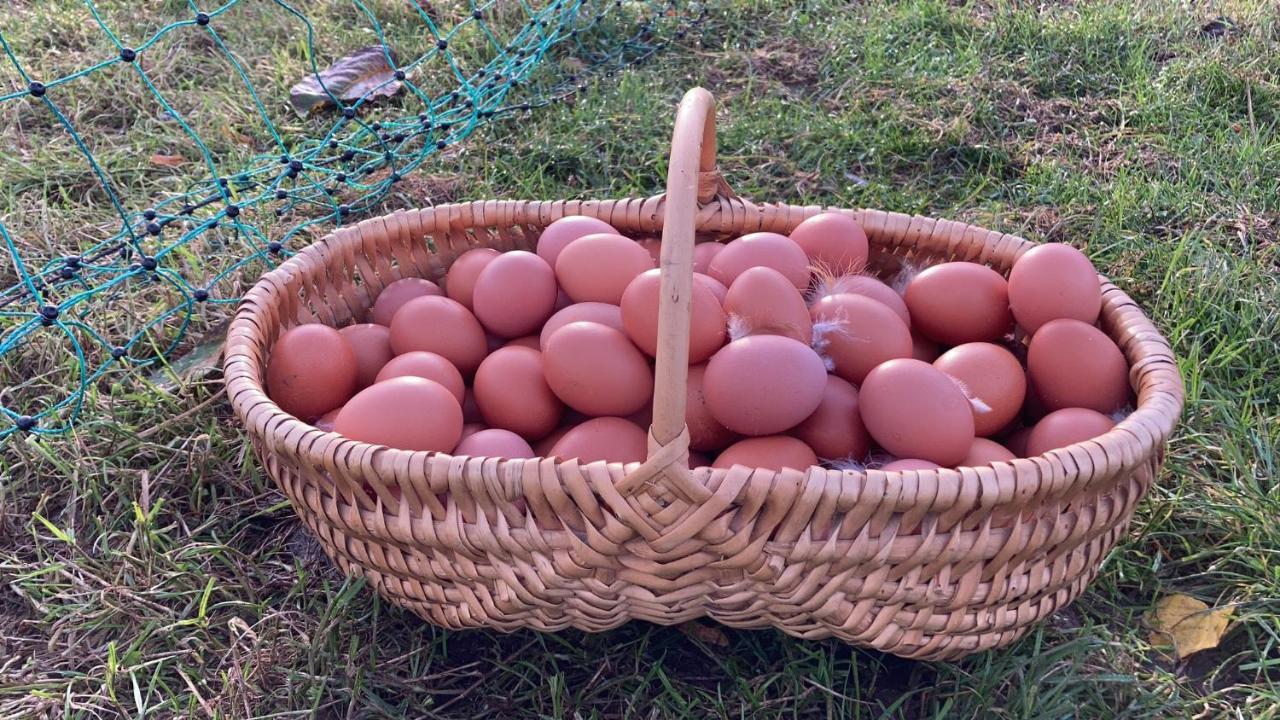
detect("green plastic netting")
[0,0,700,439]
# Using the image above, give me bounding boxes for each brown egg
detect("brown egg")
[859,359,976,466]
[815,274,910,325]
[788,212,869,275]
[910,330,941,362]
[639,236,663,264]
[1027,319,1130,413]
[693,242,725,274]
[1003,427,1032,457]
[686,363,737,452]
[388,296,488,375]
[472,251,558,338]
[543,322,653,417]
[1025,408,1116,456]
[555,233,654,304]
[445,248,500,310]
[791,375,869,460]
[370,277,442,326]
[315,408,341,432]
[905,262,1013,345]
[335,377,462,452]
[266,324,358,420]
[473,346,563,440]
[882,459,940,472]
[550,417,648,464]
[713,436,818,472]
[960,438,1016,466]
[810,293,913,384]
[724,266,812,343]
[704,335,827,436]
[536,216,620,267]
[934,342,1028,437]
[708,232,810,289]
[338,323,392,389]
[540,302,625,351]
[1008,243,1102,333]
[374,351,466,403]
[455,428,536,459]
[621,269,726,362]
[459,423,486,442]
[505,335,542,350]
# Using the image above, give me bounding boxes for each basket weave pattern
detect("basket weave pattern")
[225,90,1183,660]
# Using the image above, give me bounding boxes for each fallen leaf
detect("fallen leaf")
[149,154,186,168]
[290,46,401,116]
[1200,16,1237,38]
[1148,594,1233,659]
[676,621,729,647]
[148,332,226,393]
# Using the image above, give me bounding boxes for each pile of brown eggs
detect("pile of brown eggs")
[265,213,1132,471]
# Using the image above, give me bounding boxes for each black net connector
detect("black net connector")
[140,256,158,271]
[340,150,355,162]
[394,70,406,81]
[436,140,447,150]
[120,48,137,62]
[275,189,288,200]
[195,12,210,26]
[437,39,448,50]
[111,346,127,360]
[40,305,59,325]
[289,159,303,173]
[473,9,483,19]
[389,172,401,183]
[15,416,36,432]
[335,172,347,182]
[146,222,162,236]
[338,205,351,217]
[29,81,46,98]
[193,288,209,302]
[225,204,240,218]
[60,266,75,279]
[342,107,355,119]
[143,208,157,220]
[64,256,81,269]
[268,241,283,254]
[328,139,339,149]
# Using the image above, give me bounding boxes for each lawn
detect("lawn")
[2,0,1279,717]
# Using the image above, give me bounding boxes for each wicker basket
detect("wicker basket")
[225,88,1184,660]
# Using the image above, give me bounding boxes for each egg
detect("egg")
[540,302,625,351]
[810,293,913,384]
[693,242,725,274]
[791,375,869,460]
[704,335,827,436]
[315,408,341,432]
[788,212,869,275]
[960,438,1016,466]
[685,363,737,452]
[904,262,1013,345]
[374,351,466,403]
[708,232,810,289]
[1007,243,1102,333]
[370,277,442,326]
[555,234,655,304]
[549,417,648,464]
[814,274,910,325]
[536,216,620,267]
[723,266,812,343]
[505,335,542,350]
[338,323,393,390]
[621,268,726,362]
[713,436,818,472]
[859,359,976,466]
[881,459,940,472]
[454,428,536,459]
[388,296,488,375]
[335,376,463,452]
[459,423,486,442]
[472,251,558,338]
[1027,319,1130,413]
[445,248,500,310]
[266,324,358,420]
[933,342,1028,437]
[1025,407,1116,456]
[534,425,572,457]
[543,322,653,417]
[473,346,563,440]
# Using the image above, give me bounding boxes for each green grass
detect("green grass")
[3,0,1280,717]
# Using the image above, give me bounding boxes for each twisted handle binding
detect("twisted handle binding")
[618,87,726,502]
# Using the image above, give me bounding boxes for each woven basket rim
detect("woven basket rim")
[224,195,1185,516]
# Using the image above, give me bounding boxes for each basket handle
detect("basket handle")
[618,87,727,504]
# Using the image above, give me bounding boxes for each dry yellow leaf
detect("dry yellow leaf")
[1148,593,1233,659]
